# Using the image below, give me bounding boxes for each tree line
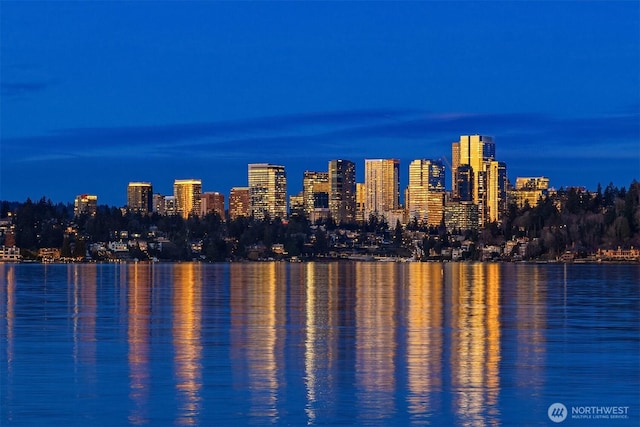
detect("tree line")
[2,180,638,261]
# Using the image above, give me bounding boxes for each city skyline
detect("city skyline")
[1,2,638,206]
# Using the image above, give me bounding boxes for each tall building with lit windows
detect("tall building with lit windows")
[510,177,550,208]
[406,159,446,226]
[452,135,507,225]
[329,159,356,224]
[302,171,329,218]
[200,192,225,219]
[487,161,508,223]
[127,182,153,214]
[248,163,287,220]
[229,187,250,219]
[364,159,399,219]
[74,194,98,217]
[355,183,366,223]
[173,179,202,219]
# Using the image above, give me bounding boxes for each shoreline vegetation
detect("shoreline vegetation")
[1,181,639,264]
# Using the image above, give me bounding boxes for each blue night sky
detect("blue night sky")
[1,1,638,206]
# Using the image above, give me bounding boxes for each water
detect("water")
[1,262,638,426]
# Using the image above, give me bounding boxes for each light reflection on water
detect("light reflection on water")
[1,262,638,426]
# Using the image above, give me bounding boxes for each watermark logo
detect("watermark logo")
[548,403,568,423]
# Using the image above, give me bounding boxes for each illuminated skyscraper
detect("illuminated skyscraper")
[329,159,356,224]
[200,192,225,219]
[229,187,250,219]
[173,179,202,219]
[364,159,399,219]
[127,182,153,214]
[248,163,287,220]
[455,135,495,204]
[456,165,474,202]
[406,159,446,226]
[302,171,329,218]
[355,183,366,223]
[452,135,507,225]
[510,177,550,208]
[487,161,508,223]
[74,194,98,217]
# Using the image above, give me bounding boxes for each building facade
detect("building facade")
[302,171,329,219]
[200,192,225,219]
[248,163,287,220]
[127,182,153,214]
[406,159,446,226]
[173,179,202,219]
[444,201,480,231]
[74,194,98,217]
[364,159,400,220]
[328,159,356,224]
[229,187,250,220]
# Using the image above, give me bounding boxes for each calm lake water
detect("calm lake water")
[1,262,638,426]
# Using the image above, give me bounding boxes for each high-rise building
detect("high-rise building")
[127,182,153,214]
[153,193,165,215]
[200,192,225,219]
[74,194,98,217]
[289,192,305,217]
[444,201,479,231]
[511,177,550,208]
[329,159,356,224]
[487,161,508,223]
[355,183,366,223]
[302,171,329,218]
[451,135,508,225]
[229,187,250,220]
[173,179,202,219]
[406,159,445,226]
[455,135,495,204]
[248,163,287,220]
[515,177,549,191]
[364,159,399,219]
[164,196,177,216]
[451,141,460,195]
[456,165,474,202]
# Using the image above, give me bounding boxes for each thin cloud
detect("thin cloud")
[3,109,638,165]
[1,80,55,97]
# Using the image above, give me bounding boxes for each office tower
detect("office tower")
[364,159,400,219]
[452,135,502,225]
[329,159,356,224]
[444,201,479,231]
[455,134,495,201]
[74,194,98,217]
[229,187,250,220]
[248,163,287,220]
[127,182,153,214]
[456,165,474,202]
[511,177,549,208]
[289,192,305,217]
[355,183,366,223]
[406,159,446,226]
[164,196,177,216]
[200,192,225,219]
[451,141,460,195]
[173,179,202,219]
[515,177,549,191]
[303,171,329,218]
[152,193,165,215]
[486,161,508,223]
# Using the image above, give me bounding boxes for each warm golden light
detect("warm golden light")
[128,263,152,425]
[449,263,501,425]
[355,263,397,420]
[173,263,203,426]
[405,263,444,421]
